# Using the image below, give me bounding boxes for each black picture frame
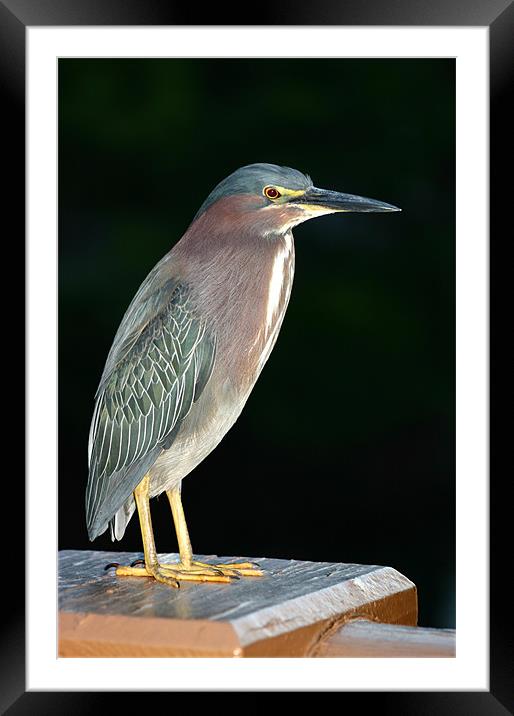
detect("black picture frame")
[6,0,510,710]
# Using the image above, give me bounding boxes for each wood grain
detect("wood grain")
[314,618,456,657]
[59,550,418,657]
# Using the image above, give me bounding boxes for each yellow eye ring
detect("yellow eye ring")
[264,186,281,200]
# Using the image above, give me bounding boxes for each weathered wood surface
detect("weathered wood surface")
[314,618,455,657]
[59,549,417,657]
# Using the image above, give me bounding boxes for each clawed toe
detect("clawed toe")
[104,562,120,571]
[191,560,264,578]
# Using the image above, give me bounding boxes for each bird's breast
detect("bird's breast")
[216,230,295,392]
[177,228,295,393]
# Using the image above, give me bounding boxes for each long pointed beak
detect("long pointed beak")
[293,186,401,213]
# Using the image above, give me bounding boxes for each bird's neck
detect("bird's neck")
[174,223,295,385]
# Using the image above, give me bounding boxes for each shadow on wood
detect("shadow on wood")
[58,549,431,657]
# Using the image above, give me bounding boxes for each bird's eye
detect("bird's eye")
[264,186,281,200]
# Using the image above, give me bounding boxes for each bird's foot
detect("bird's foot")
[110,561,181,587]
[189,559,263,578]
[109,558,263,585]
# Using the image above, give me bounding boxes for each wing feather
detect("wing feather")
[86,281,216,540]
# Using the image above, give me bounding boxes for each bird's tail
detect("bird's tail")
[86,446,161,541]
[109,497,136,541]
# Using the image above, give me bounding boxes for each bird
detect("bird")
[86,163,400,587]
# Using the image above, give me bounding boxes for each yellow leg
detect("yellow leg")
[114,476,253,585]
[167,483,194,565]
[165,485,264,579]
[114,473,180,587]
[112,476,263,585]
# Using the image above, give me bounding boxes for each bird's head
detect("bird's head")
[194,163,400,236]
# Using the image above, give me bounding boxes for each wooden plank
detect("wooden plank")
[59,550,418,657]
[314,618,456,657]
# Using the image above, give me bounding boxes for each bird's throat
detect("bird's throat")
[253,231,295,375]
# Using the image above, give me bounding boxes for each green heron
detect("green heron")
[86,163,400,587]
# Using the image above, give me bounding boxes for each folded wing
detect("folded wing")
[86,278,215,540]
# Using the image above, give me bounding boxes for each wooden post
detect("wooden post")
[59,549,426,657]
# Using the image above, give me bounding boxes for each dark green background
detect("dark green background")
[59,59,455,627]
